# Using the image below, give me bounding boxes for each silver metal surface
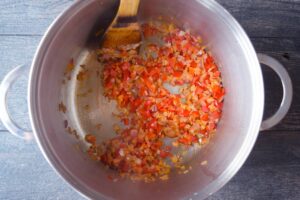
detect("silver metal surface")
[0,64,33,141]
[0,0,290,199]
[28,0,264,199]
[258,54,293,131]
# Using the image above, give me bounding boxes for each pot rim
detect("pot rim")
[28,0,264,199]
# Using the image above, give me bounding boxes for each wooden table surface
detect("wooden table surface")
[0,0,299,199]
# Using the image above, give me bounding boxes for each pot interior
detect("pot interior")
[31,0,263,199]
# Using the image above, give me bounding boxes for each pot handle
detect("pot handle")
[0,64,33,141]
[258,53,293,131]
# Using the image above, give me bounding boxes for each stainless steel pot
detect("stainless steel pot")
[0,0,293,199]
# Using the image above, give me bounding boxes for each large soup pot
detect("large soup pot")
[0,0,293,199]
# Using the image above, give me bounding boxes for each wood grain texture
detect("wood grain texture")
[209,131,300,200]
[0,0,73,35]
[0,0,299,199]
[219,0,300,38]
[0,131,84,200]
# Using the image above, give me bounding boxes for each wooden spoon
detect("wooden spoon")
[101,0,141,48]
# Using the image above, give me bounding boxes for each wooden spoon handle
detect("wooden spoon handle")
[102,0,141,48]
[118,0,140,18]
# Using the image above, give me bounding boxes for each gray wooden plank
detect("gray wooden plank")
[218,0,300,38]
[209,131,300,200]
[0,130,84,200]
[251,37,300,52]
[0,36,41,82]
[0,36,42,130]
[0,0,73,35]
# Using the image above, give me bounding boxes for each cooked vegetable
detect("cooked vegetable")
[86,22,225,182]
